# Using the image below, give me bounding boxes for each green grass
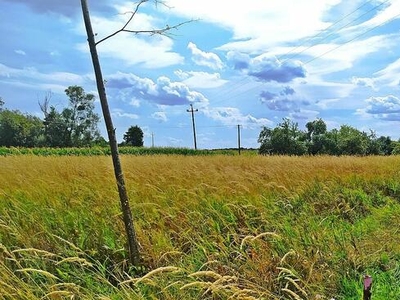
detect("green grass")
[0,146,255,156]
[0,155,399,299]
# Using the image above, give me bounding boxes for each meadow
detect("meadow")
[0,154,400,299]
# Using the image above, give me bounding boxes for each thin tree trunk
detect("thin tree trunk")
[80,0,140,266]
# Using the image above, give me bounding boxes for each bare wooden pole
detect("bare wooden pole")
[80,0,140,266]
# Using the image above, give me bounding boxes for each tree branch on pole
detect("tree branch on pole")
[80,0,192,266]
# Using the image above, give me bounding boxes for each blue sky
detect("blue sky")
[1,0,400,149]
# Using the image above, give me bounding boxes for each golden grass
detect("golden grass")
[1,154,400,299]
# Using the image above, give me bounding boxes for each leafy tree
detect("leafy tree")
[258,118,307,155]
[43,106,70,147]
[305,118,329,155]
[123,125,144,147]
[376,136,394,155]
[392,141,400,155]
[40,86,101,147]
[64,86,101,146]
[0,97,4,111]
[0,109,43,147]
[336,125,369,155]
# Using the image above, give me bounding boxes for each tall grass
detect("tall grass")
[0,155,400,299]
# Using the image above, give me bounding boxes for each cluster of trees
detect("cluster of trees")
[0,86,146,148]
[0,86,105,148]
[258,118,400,156]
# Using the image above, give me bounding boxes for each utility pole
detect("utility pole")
[187,104,198,150]
[151,132,154,148]
[237,124,241,155]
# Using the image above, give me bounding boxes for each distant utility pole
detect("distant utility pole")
[151,132,154,148]
[237,124,241,155]
[187,104,198,150]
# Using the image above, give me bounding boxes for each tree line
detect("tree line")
[258,118,400,156]
[0,86,144,148]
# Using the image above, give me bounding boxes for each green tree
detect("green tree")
[43,106,70,147]
[0,109,43,147]
[123,125,144,147]
[337,125,369,155]
[305,118,329,155]
[392,141,400,155]
[41,86,101,147]
[0,97,4,111]
[258,118,307,155]
[64,86,101,147]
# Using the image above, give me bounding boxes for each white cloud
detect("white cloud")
[152,111,168,122]
[187,42,224,70]
[304,34,398,75]
[175,70,227,89]
[112,108,139,120]
[351,77,376,90]
[374,57,400,87]
[0,63,86,92]
[107,72,209,106]
[203,106,272,128]
[14,50,26,56]
[168,0,340,50]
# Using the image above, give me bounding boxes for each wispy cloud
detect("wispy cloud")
[203,106,272,128]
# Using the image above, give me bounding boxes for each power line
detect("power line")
[210,0,394,106]
[225,5,400,104]
[209,0,383,104]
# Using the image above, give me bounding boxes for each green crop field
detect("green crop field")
[1,154,400,299]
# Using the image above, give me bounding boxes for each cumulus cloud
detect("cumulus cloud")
[187,42,224,70]
[174,70,227,89]
[249,56,306,83]
[227,52,306,83]
[259,86,310,111]
[227,51,250,70]
[361,95,400,120]
[106,72,208,106]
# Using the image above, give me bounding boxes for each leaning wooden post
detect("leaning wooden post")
[363,275,372,300]
[80,0,140,266]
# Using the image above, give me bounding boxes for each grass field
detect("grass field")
[1,154,400,299]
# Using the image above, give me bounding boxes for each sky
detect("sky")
[1,0,400,149]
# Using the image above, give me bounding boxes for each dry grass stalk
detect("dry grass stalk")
[56,257,93,267]
[282,287,303,300]
[285,276,308,298]
[12,248,57,257]
[120,266,181,285]
[240,232,280,250]
[16,268,59,280]
[189,270,222,280]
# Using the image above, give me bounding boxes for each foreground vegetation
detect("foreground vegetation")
[1,155,400,299]
[0,146,253,156]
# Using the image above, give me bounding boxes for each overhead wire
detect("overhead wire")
[207,0,380,103]
[209,0,394,106]
[221,1,399,104]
